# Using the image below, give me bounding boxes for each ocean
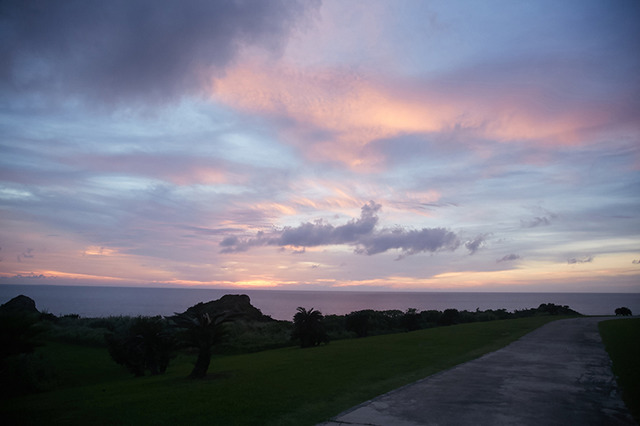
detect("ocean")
[0,284,638,321]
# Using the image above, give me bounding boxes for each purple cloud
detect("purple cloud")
[279,201,380,247]
[567,256,594,264]
[220,201,461,258]
[497,253,521,263]
[356,227,459,257]
[465,234,489,254]
[221,201,381,252]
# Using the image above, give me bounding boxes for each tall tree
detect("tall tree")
[292,307,329,348]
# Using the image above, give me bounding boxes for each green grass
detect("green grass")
[599,317,640,423]
[1,316,564,426]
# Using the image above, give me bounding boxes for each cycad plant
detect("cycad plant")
[291,307,329,348]
[171,312,230,378]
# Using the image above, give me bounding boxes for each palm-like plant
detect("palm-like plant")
[171,312,230,379]
[291,307,329,348]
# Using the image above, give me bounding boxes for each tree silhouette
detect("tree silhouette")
[345,310,372,337]
[615,307,632,316]
[105,316,174,377]
[292,307,328,348]
[438,308,460,326]
[171,312,230,378]
[403,308,421,331]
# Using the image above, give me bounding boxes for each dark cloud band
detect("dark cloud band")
[0,0,317,105]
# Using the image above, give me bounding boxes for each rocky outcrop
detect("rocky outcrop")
[180,294,273,322]
[0,295,39,315]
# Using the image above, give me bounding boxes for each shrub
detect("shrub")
[403,308,421,331]
[438,309,460,326]
[105,316,175,377]
[0,352,56,397]
[0,312,53,397]
[615,307,632,316]
[345,310,372,337]
[0,313,43,359]
[536,303,580,316]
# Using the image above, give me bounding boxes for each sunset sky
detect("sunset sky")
[1,0,639,292]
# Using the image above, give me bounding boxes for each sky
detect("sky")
[1,0,639,292]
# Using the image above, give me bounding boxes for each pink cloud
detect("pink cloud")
[211,59,634,170]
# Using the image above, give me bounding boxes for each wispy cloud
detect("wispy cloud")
[521,216,553,228]
[567,256,594,264]
[17,248,34,263]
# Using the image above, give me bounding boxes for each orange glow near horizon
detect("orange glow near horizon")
[4,256,638,292]
[1,269,134,283]
[83,246,118,256]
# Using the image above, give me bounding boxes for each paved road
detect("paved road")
[320,317,635,426]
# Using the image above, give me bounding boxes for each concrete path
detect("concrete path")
[320,317,635,426]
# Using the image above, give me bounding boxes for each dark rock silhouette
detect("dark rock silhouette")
[180,294,272,322]
[0,295,39,315]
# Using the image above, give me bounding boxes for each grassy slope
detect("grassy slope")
[1,316,564,426]
[599,317,640,423]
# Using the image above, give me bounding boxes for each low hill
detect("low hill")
[0,295,39,315]
[179,294,273,322]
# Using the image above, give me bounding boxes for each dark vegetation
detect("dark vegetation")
[0,293,583,402]
[1,315,570,425]
[326,302,580,338]
[4,292,637,425]
[15,292,640,425]
[599,318,640,423]
[615,306,633,316]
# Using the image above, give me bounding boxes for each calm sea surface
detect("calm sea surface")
[1,284,638,321]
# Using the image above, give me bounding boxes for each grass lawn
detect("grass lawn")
[1,316,565,425]
[599,317,640,423]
